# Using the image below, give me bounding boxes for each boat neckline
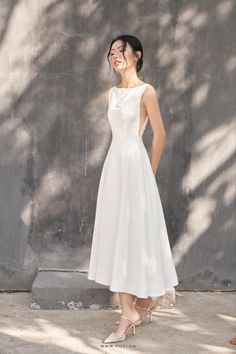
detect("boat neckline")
[114,83,148,89]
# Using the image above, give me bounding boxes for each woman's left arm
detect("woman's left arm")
[143,85,167,176]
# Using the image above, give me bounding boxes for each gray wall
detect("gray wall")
[0,0,235,290]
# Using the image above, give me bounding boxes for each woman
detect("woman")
[87,34,179,343]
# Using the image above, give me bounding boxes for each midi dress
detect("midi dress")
[87,83,179,298]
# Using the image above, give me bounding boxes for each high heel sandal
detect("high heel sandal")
[115,300,157,326]
[103,315,141,343]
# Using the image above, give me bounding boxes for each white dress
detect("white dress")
[87,83,179,298]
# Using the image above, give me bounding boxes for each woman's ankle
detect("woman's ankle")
[135,296,152,306]
[121,306,139,317]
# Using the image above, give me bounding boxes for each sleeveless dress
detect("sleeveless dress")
[87,83,179,298]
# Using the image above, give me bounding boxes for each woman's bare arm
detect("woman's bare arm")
[143,85,167,176]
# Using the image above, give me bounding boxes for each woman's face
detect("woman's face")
[109,40,139,72]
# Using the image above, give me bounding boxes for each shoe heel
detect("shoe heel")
[148,306,156,322]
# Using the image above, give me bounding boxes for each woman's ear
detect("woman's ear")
[136,50,141,60]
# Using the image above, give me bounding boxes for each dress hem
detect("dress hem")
[87,275,179,298]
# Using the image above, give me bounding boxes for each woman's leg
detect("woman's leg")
[115,292,141,333]
[134,296,153,318]
[135,296,152,307]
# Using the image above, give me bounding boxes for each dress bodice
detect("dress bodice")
[107,83,149,138]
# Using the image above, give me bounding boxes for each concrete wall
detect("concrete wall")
[0,0,235,290]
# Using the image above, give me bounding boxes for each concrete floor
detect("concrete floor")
[0,291,235,354]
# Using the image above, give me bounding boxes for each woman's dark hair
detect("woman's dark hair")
[107,34,144,76]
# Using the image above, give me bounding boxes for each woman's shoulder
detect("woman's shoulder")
[142,84,158,105]
[143,83,156,98]
[144,83,155,91]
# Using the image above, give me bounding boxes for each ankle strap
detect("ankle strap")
[135,304,156,312]
[135,305,148,310]
[120,315,136,324]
